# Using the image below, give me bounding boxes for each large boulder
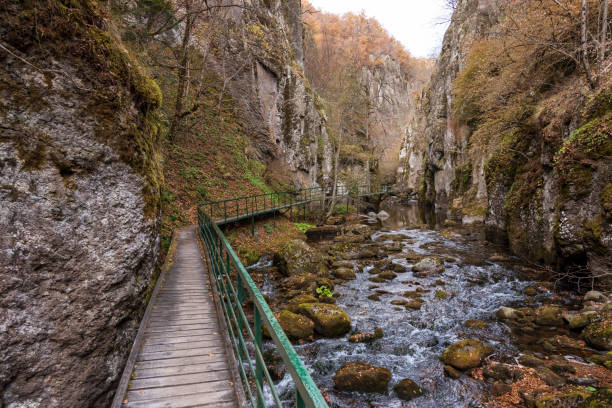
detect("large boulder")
[393,378,426,401]
[295,303,351,337]
[273,239,326,276]
[583,314,612,350]
[412,257,444,276]
[535,306,565,326]
[305,225,340,240]
[333,362,391,393]
[333,267,356,280]
[496,306,520,320]
[271,310,314,340]
[441,339,494,370]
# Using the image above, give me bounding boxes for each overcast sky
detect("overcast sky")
[306,0,452,58]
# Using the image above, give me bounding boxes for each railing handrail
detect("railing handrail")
[210,219,328,407]
[197,183,389,407]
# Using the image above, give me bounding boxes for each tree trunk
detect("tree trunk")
[169,2,194,139]
[326,130,342,218]
[600,0,609,67]
[581,0,597,89]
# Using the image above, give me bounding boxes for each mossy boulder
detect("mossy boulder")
[583,314,612,350]
[378,270,397,280]
[441,339,494,370]
[412,257,444,276]
[535,306,565,326]
[496,306,520,320]
[534,389,592,408]
[267,310,314,340]
[393,378,426,401]
[565,312,598,330]
[579,387,612,407]
[333,267,356,280]
[295,303,351,337]
[333,362,391,393]
[273,239,326,276]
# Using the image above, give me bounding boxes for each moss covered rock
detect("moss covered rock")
[535,306,565,326]
[393,378,426,401]
[333,267,356,280]
[583,314,612,350]
[266,310,314,340]
[579,387,612,407]
[295,303,351,337]
[273,239,326,276]
[412,257,444,276]
[441,339,494,370]
[333,362,391,393]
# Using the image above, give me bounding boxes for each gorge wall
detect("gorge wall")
[0,1,162,406]
[205,0,334,189]
[398,0,611,287]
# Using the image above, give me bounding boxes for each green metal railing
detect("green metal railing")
[197,184,389,407]
[200,184,390,226]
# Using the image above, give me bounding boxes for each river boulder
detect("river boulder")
[412,257,444,276]
[333,362,391,393]
[333,267,356,280]
[393,378,426,401]
[273,239,326,276]
[269,310,314,340]
[534,306,565,326]
[295,303,351,337]
[583,314,612,350]
[441,339,494,370]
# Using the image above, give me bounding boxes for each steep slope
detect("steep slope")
[0,1,162,406]
[399,0,611,288]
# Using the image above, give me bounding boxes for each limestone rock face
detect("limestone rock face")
[396,0,611,287]
[0,2,162,407]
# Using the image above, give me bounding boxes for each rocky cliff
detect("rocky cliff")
[207,0,333,189]
[0,1,162,406]
[398,0,611,287]
[397,0,496,219]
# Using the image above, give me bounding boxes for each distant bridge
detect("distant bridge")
[113,184,390,407]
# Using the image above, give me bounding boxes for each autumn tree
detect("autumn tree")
[500,0,610,89]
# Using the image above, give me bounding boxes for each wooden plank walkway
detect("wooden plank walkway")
[121,227,238,408]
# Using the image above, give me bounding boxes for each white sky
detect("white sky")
[306,0,451,58]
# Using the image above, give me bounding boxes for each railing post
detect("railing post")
[254,308,264,408]
[296,389,305,408]
[251,215,255,236]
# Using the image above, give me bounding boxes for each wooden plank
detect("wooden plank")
[134,353,229,370]
[133,362,230,379]
[142,329,221,340]
[137,346,226,361]
[145,324,219,333]
[142,334,221,346]
[129,370,232,390]
[124,390,237,407]
[125,384,236,403]
[141,341,225,354]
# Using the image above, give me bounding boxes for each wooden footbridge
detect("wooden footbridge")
[112,184,389,408]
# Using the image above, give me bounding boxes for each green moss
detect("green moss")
[89,27,162,112]
[451,161,472,194]
[294,222,315,233]
[584,215,604,240]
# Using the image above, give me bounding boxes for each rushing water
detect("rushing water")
[254,203,547,407]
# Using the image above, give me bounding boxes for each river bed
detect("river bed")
[250,203,584,407]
